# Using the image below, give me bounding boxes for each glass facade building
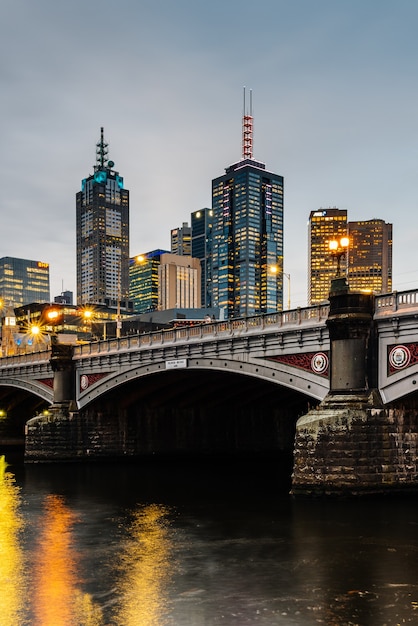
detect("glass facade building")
[191,208,213,308]
[76,128,129,306]
[348,219,392,294]
[129,249,169,313]
[308,208,348,304]
[211,159,284,318]
[0,256,50,308]
[171,222,191,256]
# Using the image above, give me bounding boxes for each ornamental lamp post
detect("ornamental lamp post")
[329,236,350,295]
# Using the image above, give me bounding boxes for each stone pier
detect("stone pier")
[291,279,418,495]
[25,341,81,462]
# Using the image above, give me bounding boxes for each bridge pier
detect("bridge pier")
[25,342,81,462]
[292,279,418,495]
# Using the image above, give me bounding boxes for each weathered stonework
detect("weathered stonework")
[25,404,82,462]
[292,391,418,495]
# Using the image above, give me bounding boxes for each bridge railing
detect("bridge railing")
[73,304,330,358]
[374,289,418,316]
[0,349,51,367]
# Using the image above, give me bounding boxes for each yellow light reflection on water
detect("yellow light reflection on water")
[32,494,103,626]
[0,455,25,626]
[114,503,174,626]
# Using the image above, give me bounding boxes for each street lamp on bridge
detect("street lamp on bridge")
[329,236,349,277]
[329,236,350,295]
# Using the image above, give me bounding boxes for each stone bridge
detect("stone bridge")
[1,285,418,495]
[1,290,418,406]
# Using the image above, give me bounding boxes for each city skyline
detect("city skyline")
[2,1,418,307]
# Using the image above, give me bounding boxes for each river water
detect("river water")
[1,453,418,626]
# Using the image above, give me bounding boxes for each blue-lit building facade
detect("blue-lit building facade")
[211,158,284,319]
[191,208,213,308]
[0,256,50,308]
[76,128,130,306]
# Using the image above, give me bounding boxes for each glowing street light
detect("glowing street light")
[329,236,349,277]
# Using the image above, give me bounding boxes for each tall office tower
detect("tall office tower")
[158,253,201,310]
[191,208,213,307]
[0,257,50,307]
[347,219,393,294]
[129,249,169,313]
[211,91,284,318]
[171,222,191,256]
[308,207,348,304]
[76,128,129,306]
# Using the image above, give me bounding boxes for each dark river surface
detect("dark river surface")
[1,452,418,626]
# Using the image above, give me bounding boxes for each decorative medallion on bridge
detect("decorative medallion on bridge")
[388,344,413,373]
[267,351,329,378]
[79,372,110,391]
[310,352,329,374]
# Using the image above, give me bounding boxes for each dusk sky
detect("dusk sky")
[2,0,418,307]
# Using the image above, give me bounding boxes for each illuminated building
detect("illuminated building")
[12,302,134,349]
[171,222,191,255]
[0,256,50,308]
[191,208,213,307]
[347,219,392,294]
[211,90,284,318]
[308,208,348,304]
[76,127,129,306]
[129,249,169,313]
[158,253,201,310]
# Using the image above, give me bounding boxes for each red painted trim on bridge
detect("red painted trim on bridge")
[36,378,54,388]
[266,352,329,378]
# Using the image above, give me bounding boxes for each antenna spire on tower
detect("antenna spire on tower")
[95,126,109,170]
[242,87,253,160]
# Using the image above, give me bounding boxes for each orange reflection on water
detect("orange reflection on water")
[32,494,79,625]
[32,494,102,626]
[115,503,174,626]
[0,456,25,626]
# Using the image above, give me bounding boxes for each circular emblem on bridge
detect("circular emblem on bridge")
[80,374,89,390]
[389,345,411,369]
[311,352,329,374]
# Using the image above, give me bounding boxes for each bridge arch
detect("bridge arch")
[77,357,328,409]
[0,378,53,403]
[74,362,321,461]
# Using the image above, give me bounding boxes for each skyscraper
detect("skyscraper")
[171,222,192,256]
[129,249,169,313]
[191,208,213,307]
[76,128,129,306]
[0,257,50,308]
[308,207,348,304]
[211,91,284,318]
[158,253,201,310]
[348,219,392,294]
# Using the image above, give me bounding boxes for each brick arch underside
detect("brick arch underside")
[78,368,319,460]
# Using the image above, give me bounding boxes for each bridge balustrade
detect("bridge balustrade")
[71,304,329,358]
[0,349,51,367]
[0,303,331,365]
[375,288,418,316]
